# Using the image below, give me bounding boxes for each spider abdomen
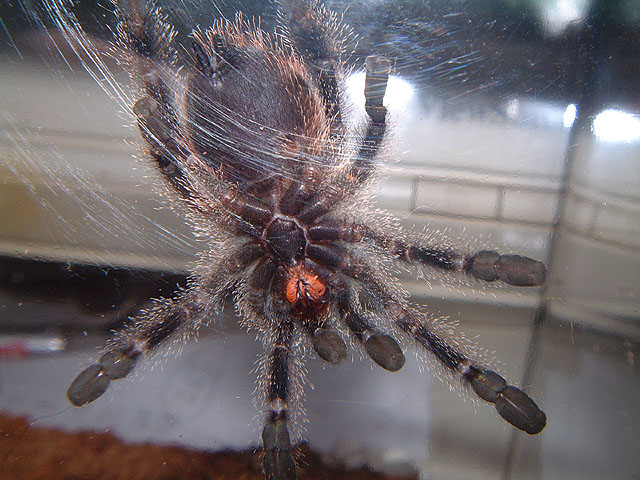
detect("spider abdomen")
[185,20,330,187]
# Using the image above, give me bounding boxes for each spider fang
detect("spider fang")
[285,263,330,317]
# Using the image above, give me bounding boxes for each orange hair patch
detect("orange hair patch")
[286,267,326,305]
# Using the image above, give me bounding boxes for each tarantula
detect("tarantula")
[66,0,547,478]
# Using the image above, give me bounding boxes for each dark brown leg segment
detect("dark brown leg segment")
[262,321,297,480]
[391,305,546,434]
[67,288,205,407]
[220,191,274,234]
[309,221,547,287]
[114,0,195,198]
[348,55,391,183]
[297,55,391,224]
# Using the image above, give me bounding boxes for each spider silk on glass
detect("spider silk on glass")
[58,0,548,478]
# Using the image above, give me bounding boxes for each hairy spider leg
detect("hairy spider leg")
[352,225,548,286]
[283,0,347,129]
[114,0,195,199]
[67,288,207,406]
[278,0,352,217]
[67,243,264,407]
[242,260,307,480]
[296,55,391,224]
[308,240,547,435]
[390,305,547,435]
[262,317,297,480]
[395,242,548,287]
[332,276,406,372]
[307,220,547,287]
[220,190,276,236]
[316,220,547,287]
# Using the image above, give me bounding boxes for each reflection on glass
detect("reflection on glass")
[346,70,414,110]
[563,103,577,128]
[593,109,640,143]
[539,0,590,35]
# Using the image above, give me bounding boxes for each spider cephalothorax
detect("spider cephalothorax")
[66,1,547,478]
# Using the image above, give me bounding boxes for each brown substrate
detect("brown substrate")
[0,413,417,480]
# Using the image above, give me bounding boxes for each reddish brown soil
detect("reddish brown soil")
[0,413,417,480]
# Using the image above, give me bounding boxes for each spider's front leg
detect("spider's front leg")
[67,286,209,406]
[309,221,547,287]
[67,243,263,406]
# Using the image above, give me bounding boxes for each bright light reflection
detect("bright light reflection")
[593,109,640,143]
[503,98,575,128]
[540,0,589,35]
[563,103,576,128]
[506,98,520,120]
[346,71,415,110]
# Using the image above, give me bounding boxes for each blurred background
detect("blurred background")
[0,0,639,479]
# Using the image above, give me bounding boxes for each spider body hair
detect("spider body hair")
[65,1,547,478]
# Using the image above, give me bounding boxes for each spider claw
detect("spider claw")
[495,385,547,435]
[262,414,297,480]
[67,364,110,407]
[311,329,347,364]
[468,251,547,287]
[365,334,405,372]
[263,451,297,480]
